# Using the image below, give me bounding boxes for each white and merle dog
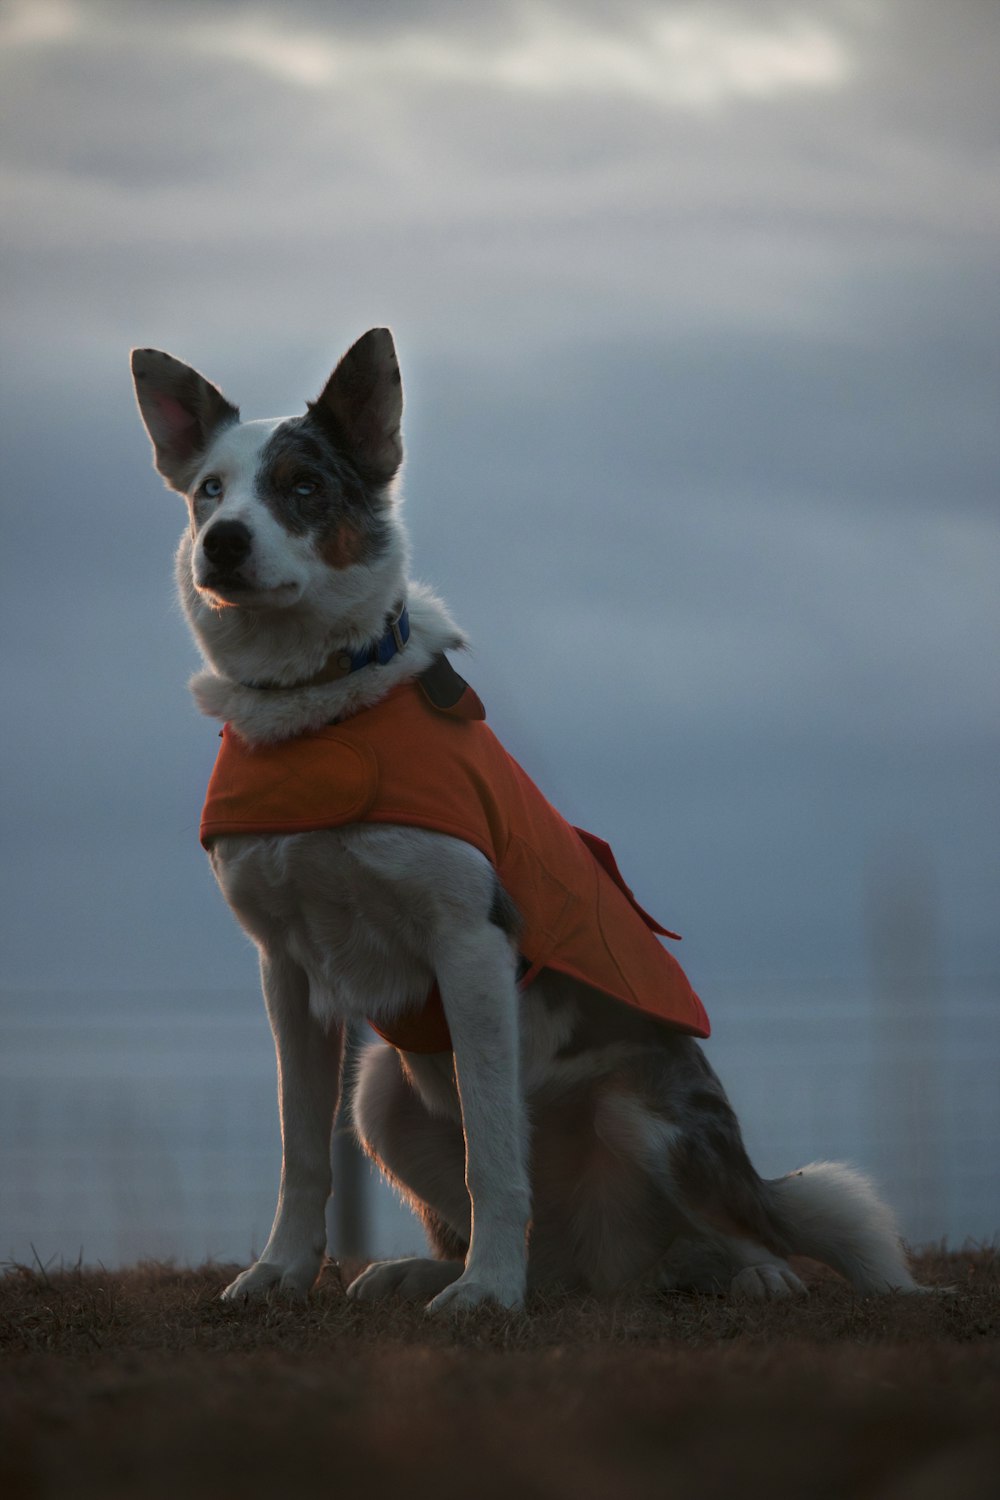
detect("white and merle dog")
[132,328,923,1312]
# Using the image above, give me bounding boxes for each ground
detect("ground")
[1,1248,997,1499]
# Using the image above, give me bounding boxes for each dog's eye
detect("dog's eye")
[201,477,224,499]
[293,480,317,497]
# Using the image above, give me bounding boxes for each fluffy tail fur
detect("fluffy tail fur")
[762,1161,922,1292]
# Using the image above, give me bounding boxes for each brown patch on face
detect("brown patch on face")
[255,414,392,567]
[318,522,366,570]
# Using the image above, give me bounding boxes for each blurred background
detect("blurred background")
[1,0,997,1268]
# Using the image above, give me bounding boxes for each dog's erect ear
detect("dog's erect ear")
[130,348,240,493]
[310,328,403,487]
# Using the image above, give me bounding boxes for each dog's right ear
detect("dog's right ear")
[130,348,240,493]
[310,328,403,488]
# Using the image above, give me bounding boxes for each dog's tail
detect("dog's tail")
[759,1160,922,1292]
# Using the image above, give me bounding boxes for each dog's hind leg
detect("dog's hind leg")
[347,1041,470,1305]
[633,1047,809,1299]
[636,1039,918,1295]
[539,1078,804,1298]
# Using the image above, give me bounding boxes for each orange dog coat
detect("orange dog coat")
[200,674,709,1051]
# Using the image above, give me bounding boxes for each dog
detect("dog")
[131,327,923,1312]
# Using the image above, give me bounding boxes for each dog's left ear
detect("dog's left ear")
[131,348,240,493]
[310,327,403,488]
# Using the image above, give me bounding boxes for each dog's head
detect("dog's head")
[131,329,403,613]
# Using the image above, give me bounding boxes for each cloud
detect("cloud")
[3,0,854,105]
[188,5,850,106]
[2,0,995,377]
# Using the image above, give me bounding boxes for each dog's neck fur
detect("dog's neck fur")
[178,532,466,746]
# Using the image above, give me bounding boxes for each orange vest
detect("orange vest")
[200,676,709,1051]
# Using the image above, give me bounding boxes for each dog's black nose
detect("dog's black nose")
[202,520,252,570]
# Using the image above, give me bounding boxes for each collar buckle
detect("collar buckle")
[389,612,407,654]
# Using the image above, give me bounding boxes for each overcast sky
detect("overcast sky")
[1,0,997,1003]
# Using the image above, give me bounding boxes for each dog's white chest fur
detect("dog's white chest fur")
[210,821,496,1032]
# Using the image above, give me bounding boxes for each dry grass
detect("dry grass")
[1,1247,998,1499]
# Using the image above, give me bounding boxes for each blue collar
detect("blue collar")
[348,604,410,671]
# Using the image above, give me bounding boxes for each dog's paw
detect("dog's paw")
[346,1257,464,1304]
[424,1269,525,1316]
[730,1262,807,1300]
[220,1257,320,1304]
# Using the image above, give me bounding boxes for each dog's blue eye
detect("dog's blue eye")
[202,477,223,499]
[293,480,317,497]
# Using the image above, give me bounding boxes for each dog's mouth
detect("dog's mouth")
[198,574,300,608]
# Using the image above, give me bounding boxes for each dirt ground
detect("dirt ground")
[1,1247,997,1499]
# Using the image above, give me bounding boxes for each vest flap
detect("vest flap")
[573,827,681,940]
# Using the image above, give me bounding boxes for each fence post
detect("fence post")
[866,845,944,1246]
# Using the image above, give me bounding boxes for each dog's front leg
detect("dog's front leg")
[221,956,342,1302]
[424,927,530,1315]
